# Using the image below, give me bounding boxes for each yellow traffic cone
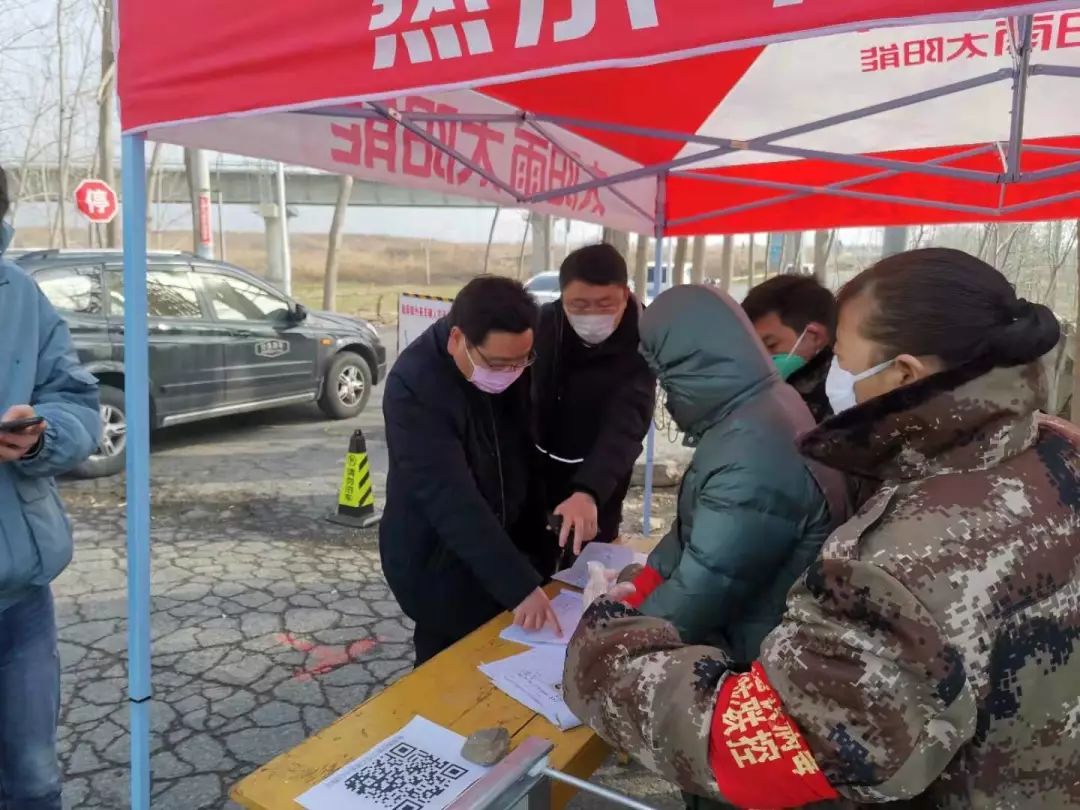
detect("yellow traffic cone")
[328,429,381,528]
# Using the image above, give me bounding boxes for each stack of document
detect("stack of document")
[480,645,581,731]
[551,542,647,590]
[484,592,587,731]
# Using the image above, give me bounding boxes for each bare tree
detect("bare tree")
[747,234,756,287]
[672,237,689,286]
[96,0,117,247]
[323,174,353,311]
[54,0,67,246]
[812,229,834,284]
[909,224,937,250]
[1040,220,1078,308]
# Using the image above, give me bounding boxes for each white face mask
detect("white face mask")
[566,312,618,345]
[825,355,896,414]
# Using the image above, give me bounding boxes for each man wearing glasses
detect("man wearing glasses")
[381,276,561,666]
[532,244,655,561]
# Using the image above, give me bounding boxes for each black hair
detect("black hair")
[742,274,837,337]
[838,247,1060,369]
[0,165,8,222]
[559,243,628,289]
[448,275,538,345]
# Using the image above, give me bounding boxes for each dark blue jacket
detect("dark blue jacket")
[379,319,552,613]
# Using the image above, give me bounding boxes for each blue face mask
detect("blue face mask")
[0,221,13,255]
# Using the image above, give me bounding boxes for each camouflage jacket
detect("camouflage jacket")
[565,360,1080,808]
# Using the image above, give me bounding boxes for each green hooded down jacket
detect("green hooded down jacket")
[638,285,848,663]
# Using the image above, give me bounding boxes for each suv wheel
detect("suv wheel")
[318,351,373,420]
[73,384,127,479]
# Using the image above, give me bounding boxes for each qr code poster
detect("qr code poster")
[298,717,489,810]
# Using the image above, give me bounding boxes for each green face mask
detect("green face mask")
[772,352,808,380]
[770,327,810,380]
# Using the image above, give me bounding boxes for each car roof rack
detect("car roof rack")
[14,248,193,262]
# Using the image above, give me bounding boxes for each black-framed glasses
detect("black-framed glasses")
[471,344,537,373]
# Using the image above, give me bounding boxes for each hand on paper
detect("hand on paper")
[554,491,598,554]
[513,587,563,636]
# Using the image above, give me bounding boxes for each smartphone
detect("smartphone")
[0,416,45,433]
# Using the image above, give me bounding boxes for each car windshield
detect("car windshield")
[200,272,290,321]
[527,274,559,292]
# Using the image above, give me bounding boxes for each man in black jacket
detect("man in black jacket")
[381,277,561,666]
[532,243,655,557]
[742,275,837,423]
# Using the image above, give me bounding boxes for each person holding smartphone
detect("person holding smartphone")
[0,165,100,810]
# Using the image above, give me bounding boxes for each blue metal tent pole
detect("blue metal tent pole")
[121,132,152,810]
[641,174,666,534]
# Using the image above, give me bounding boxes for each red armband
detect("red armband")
[708,663,837,809]
[623,565,663,609]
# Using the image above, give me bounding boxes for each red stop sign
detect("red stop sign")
[74,179,118,224]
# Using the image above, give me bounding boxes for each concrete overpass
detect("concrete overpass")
[8,164,489,208]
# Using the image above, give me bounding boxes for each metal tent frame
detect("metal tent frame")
[116,14,1077,809]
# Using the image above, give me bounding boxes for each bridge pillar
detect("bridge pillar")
[261,203,286,290]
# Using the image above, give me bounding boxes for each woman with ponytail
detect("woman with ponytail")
[565,248,1080,809]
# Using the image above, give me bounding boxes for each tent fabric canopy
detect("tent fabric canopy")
[112,5,1080,809]
[118,0,1080,235]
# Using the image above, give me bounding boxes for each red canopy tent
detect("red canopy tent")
[113,2,1080,807]
[118,0,1080,234]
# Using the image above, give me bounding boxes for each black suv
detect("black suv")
[15,250,387,478]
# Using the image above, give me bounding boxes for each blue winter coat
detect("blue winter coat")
[0,251,100,610]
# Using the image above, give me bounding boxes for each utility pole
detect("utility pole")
[719,235,734,292]
[634,234,649,298]
[882,226,908,258]
[813,230,831,284]
[747,234,756,288]
[672,237,688,285]
[185,148,213,258]
[276,163,292,295]
[690,236,706,284]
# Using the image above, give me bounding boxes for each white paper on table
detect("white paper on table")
[480,646,581,730]
[297,716,488,810]
[551,542,648,590]
[499,591,584,647]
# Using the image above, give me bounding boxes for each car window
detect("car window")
[199,271,290,322]
[34,266,103,315]
[106,266,205,320]
[527,274,559,293]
